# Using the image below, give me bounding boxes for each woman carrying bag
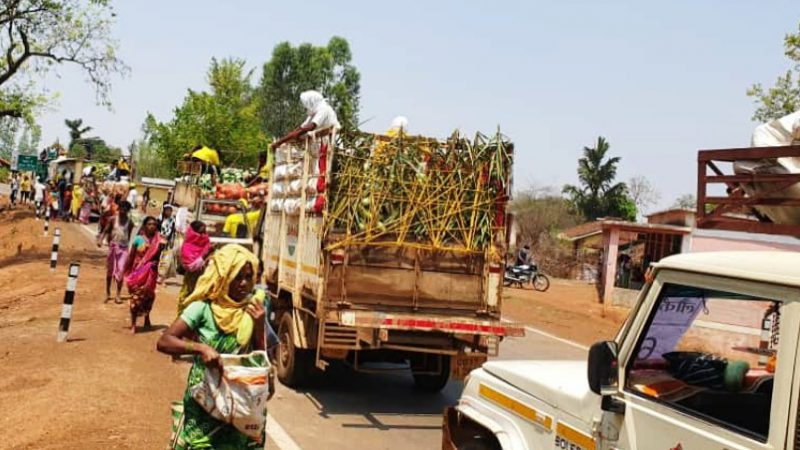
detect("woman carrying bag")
[157,244,274,449]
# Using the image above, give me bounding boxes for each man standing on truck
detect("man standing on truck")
[270,90,340,150]
[188,145,221,185]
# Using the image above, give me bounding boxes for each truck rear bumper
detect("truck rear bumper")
[338,310,525,338]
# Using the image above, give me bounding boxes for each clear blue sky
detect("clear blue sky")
[37,0,799,211]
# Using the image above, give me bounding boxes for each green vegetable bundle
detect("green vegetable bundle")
[327,130,513,253]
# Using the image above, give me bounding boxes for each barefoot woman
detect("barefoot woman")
[157,244,268,449]
[125,216,163,333]
[98,200,134,303]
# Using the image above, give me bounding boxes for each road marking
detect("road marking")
[81,224,98,240]
[503,318,589,351]
[267,412,303,450]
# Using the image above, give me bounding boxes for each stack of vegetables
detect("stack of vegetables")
[247,183,269,208]
[196,168,254,194]
[197,174,216,193]
[325,130,513,254]
[213,183,247,201]
[220,167,253,184]
[205,183,246,215]
[204,182,270,216]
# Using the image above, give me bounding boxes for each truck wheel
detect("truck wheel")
[276,311,313,387]
[412,355,451,392]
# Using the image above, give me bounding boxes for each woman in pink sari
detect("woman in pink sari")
[177,220,212,315]
[125,216,163,333]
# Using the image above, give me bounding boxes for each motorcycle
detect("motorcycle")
[503,264,550,292]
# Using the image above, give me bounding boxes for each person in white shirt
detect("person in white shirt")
[9,174,19,206]
[270,90,340,150]
[33,178,46,219]
[127,182,139,209]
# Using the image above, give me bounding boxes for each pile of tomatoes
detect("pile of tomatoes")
[204,182,269,215]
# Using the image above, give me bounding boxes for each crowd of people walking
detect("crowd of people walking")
[5,155,276,449]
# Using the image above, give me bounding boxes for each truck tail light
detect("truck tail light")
[331,250,345,265]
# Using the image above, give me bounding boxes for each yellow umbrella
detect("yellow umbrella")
[191,146,220,166]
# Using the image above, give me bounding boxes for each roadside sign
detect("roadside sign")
[17,155,38,171]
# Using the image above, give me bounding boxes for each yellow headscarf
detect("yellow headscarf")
[180,244,259,346]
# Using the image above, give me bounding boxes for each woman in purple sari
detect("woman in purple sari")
[97,201,134,303]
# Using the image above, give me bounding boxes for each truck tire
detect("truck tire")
[412,355,451,392]
[276,311,313,387]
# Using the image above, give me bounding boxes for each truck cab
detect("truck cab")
[444,251,800,449]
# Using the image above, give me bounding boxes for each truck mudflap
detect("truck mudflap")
[339,310,525,338]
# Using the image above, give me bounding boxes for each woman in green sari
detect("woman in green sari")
[157,244,269,449]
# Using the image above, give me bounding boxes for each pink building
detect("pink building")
[648,208,800,254]
[561,209,800,304]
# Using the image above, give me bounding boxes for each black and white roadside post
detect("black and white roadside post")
[57,262,80,343]
[43,206,50,236]
[50,228,61,272]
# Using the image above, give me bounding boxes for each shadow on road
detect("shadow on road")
[138,324,169,334]
[291,362,462,431]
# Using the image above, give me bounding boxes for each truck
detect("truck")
[256,129,524,390]
[173,160,204,211]
[443,251,800,449]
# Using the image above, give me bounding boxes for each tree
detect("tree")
[0,116,20,159]
[130,139,169,179]
[628,175,661,218]
[563,136,636,221]
[672,194,696,210]
[144,58,267,173]
[65,118,92,148]
[747,22,800,122]
[69,137,119,161]
[257,37,361,137]
[512,186,583,247]
[16,122,39,155]
[0,1,127,120]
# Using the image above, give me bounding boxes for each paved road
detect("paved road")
[267,324,588,450]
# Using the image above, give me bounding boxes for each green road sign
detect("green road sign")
[17,155,38,171]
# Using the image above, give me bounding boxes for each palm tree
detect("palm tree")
[563,136,635,221]
[65,118,92,145]
[65,118,93,158]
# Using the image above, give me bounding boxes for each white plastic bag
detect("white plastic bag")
[158,248,175,279]
[190,351,271,442]
[283,198,301,215]
[285,162,303,179]
[274,164,288,181]
[288,179,303,196]
[271,181,288,199]
[269,198,284,212]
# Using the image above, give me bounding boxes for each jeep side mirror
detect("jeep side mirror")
[587,340,619,395]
